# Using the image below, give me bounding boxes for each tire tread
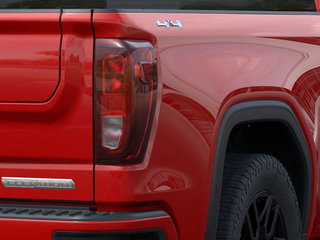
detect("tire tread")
[216,154,301,240]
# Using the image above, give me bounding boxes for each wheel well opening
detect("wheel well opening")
[226,121,307,225]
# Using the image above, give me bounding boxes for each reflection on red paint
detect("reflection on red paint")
[147,170,186,192]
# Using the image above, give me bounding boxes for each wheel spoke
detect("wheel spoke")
[253,200,260,230]
[268,204,280,239]
[263,199,272,229]
[245,213,256,240]
[259,196,273,223]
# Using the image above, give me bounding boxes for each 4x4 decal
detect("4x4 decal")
[156,20,183,30]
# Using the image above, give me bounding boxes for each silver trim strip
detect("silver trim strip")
[2,177,75,190]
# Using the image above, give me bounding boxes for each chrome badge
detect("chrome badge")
[2,177,75,190]
[156,20,183,30]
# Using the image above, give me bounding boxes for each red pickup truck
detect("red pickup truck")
[1,0,320,239]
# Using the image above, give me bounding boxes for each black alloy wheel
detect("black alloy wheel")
[241,192,287,240]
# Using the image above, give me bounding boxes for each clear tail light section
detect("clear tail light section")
[94,39,158,164]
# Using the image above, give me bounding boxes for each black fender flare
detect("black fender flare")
[205,100,312,239]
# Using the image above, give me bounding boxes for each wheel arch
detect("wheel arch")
[205,100,312,239]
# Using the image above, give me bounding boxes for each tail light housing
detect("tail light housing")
[94,39,158,164]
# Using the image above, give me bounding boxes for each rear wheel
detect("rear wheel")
[216,154,302,240]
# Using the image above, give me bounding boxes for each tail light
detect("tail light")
[94,39,158,164]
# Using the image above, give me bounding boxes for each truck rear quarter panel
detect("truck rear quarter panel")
[93,11,320,239]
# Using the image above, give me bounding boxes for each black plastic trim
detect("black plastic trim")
[62,9,93,13]
[205,100,311,240]
[0,204,167,221]
[54,229,167,240]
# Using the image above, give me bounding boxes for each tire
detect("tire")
[216,154,302,240]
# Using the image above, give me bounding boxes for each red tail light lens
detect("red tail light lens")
[94,39,158,164]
